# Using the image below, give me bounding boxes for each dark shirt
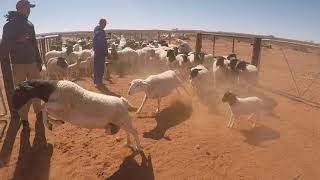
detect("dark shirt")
[0,11,42,65]
[93,25,107,57]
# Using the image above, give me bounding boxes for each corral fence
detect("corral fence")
[36,34,62,60]
[195,32,320,108]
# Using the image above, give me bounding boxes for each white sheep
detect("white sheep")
[236,61,259,85]
[46,57,69,80]
[12,80,142,151]
[222,91,264,128]
[189,64,210,94]
[212,56,230,88]
[128,70,188,114]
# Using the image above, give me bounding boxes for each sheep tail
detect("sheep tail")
[120,97,137,112]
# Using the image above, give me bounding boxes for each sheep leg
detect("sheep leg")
[155,98,161,114]
[227,113,234,128]
[122,124,141,151]
[41,105,53,131]
[136,95,148,114]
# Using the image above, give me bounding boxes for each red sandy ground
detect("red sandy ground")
[0,40,320,180]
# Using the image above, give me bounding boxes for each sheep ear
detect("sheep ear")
[141,81,149,86]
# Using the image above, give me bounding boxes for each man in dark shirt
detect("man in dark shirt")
[0,0,43,127]
[93,18,108,87]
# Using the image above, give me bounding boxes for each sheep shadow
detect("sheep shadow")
[143,99,193,140]
[0,114,21,167]
[96,84,121,97]
[12,118,53,180]
[105,151,154,180]
[238,124,280,146]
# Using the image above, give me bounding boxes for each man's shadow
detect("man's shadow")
[0,114,21,167]
[106,151,154,180]
[96,84,121,97]
[12,118,53,180]
[143,99,192,140]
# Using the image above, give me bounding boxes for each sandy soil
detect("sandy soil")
[0,39,320,180]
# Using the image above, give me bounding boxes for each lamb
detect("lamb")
[222,91,263,128]
[12,80,142,151]
[236,61,259,85]
[189,64,210,94]
[176,54,191,80]
[46,57,69,80]
[212,56,229,88]
[67,59,81,79]
[188,52,205,66]
[128,70,188,114]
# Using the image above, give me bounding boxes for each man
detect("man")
[93,18,108,87]
[0,0,43,127]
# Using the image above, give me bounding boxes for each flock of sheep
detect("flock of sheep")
[12,35,264,151]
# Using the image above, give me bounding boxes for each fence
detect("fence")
[195,32,320,108]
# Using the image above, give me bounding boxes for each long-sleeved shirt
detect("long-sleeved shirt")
[93,25,107,57]
[0,11,42,65]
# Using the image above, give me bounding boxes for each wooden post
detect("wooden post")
[251,38,262,67]
[41,39,46,61]
[168,33,172,44]
[157,32,160,41]
[140,33,143,41]
[195,33,202,53]
[0,58,19,119]
[212,35,216,56]
[232,37,235,53]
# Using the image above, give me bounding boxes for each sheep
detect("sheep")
[73,43,81,52]
[236,61,259,85]
[12,80,142,151]
[80,57,91,76]
[128,70,188,114]
[188,52,205,66]
[166,49,179,70]
[46,57,69,80]
[189,64,210,95]
[212,56,230,88]
[67,59,81,79]
[176,54,191,80]
[222,91,264,128]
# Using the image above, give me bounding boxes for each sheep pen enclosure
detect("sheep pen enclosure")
[0,30,320,179]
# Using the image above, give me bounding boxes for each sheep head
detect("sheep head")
[128,79,148,95]
[222,91,237,105]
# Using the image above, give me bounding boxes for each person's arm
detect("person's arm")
[31,26,43,71]
[0,24,12,63]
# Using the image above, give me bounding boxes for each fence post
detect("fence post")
[251,38,262,67]
[0,58,19,120]
[168,33,172,44]
[212,35,216,56]
[41,39,46,61]
[140,33,143,41]
[195,33,202,53]
[232,37,235,53]
[157,32,160,41]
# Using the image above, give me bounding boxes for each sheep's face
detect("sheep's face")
[222,91,237,105]
[229,59,239,71]
[167,49,176,62]
[12,82,35,111]
[189,68,201,80]
[236,61,247,71]
[128,79,148,95]
[105,123,120,135]
[216,56,225,67]
[227,53,237,60]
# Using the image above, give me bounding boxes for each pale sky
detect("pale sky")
[1,0,319,42]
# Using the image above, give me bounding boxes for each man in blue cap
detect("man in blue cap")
[93,18,108,87]
[0,0,43,127]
